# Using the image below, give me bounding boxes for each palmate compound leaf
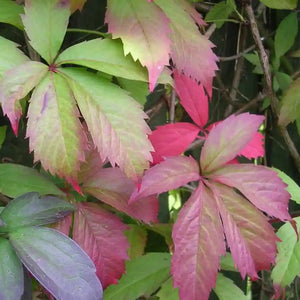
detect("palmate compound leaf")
[81,165,158,223]
[73,202,129,289]
[22,0,70,64]
[209,164,291,221]
[200,113,265,173]
[271,217,300,290]
[130,156,200,202]
[174,70,209,127]
[171,181,226,300]
[60,68,153,182]
[70,0,87,12]
[103,253,171,300]
[106,0,171,91]
[0,37,29,79]
[26,72,87,189]
[154,0,217,95]
[238,131,264,159]
[0,238,24,300]
[0,192,75,231]
[149,122,200,164]
[0,61,48,135]
[56,38,149,82]
[9,226,103,300]
[210,182,279,279]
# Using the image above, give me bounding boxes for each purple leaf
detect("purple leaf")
[9,226,103,300]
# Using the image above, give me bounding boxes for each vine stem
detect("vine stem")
[66,28,109,38]
[245,2,300,173]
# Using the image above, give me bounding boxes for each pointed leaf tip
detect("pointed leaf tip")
[106,0,171,91]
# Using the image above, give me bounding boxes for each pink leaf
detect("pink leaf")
[211,182,278,278]
[154,0,217,91]
[209,164,291,221]
[73,202,129,288]
[106,0,171,91]
[200,113,264,173]
[174,70,209,127]
[239,132,265,159]
[149,122,200,164]
[53,214,72,236]
[0,61,48,135]
[26,72,87,185]
[130,156,200,202]
[171,182,226,300]
[81,166,158,223]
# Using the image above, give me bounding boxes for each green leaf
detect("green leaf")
[213,273,248,300]
[244,52,263,74]
[0,238,24,300]
[273,72,293,92]
[0,192,75,231]
[0,0,24,29]
[124,224,147,260]
[156,277,179,300]
[274,12,298,60]
[22,0,70,63]
[0,36,29,79]
[278,77,300,126]
[104,253,171,300]
[26,72,87,184]
[220,252,237,272]
[272,168,300,204]
[56,38,149,82]
[271,217,300,287]
[0,163,64,197]
[117,77,149,105]
[205,1,235,28]
[0,61,48,135]
[0,126,7,150]
[9,226,103,300]
[60,68,153,181]
[260,0,297,9]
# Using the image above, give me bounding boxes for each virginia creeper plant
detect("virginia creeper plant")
[0,0,299,299]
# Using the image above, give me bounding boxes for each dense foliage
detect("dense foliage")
[0,0,299,299]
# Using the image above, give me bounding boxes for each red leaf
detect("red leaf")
[149,122,200,164]
[174,70,209,127]
[81,167,158,223]
[154,0,217,91]
[211,182,279,278]
[209,164,291,221]
[200,113,264,173]
[53,214,72,237]
[106,0,171,91]
[171,182,226,300]
[238,132,265,159]
[130,156,200,202]
[73,202,129,288]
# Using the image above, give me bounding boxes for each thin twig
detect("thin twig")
[235,91,267,114]
[169,89,176,123]
[219,44,256,61]
[245,2,300,173]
